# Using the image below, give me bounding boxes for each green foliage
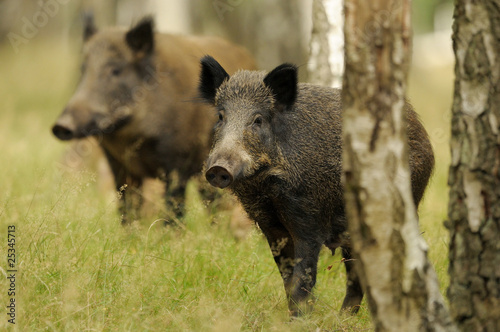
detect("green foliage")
[0,39,452,331]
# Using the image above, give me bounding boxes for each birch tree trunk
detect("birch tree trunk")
[447,1,500,331]
[342,1,455,330]
[308,0,344,87]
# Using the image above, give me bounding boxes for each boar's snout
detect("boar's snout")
[205,146,251,188]
[206,163,234,189]
[206,153,248,189]
[52,114,76,141]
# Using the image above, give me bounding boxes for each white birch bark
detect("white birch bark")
[341,1,456,330]
[308,0,343,87]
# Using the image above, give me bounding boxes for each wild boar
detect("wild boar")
[52,16,256,223]
[199,56,434,315]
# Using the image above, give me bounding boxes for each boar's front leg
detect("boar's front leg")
[259,218,322,316]
[259,222,296,296]
[103,149,143,224]
[287,235,322,316]
[163,170,191,223]
[164,181,186,223]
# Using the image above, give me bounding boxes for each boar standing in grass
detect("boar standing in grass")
[199,56,434,316]
[52,17,256,224]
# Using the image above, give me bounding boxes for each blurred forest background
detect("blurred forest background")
[0,0,458,330]
[0,0,454,69]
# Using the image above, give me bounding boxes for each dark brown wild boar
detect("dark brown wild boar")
[199,56,434,316]
[52,16,256,224]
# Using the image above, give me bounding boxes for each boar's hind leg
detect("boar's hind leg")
[340,247,363,313]
[104,150,143,225]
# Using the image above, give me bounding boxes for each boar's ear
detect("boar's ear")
[126,17,154,56]
[82,11,97,41]
[263,63,298,109]
[199,55,230,103]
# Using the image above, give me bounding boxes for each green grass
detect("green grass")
[0,38,453,331]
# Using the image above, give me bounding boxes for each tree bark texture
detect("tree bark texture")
[308,0,344,87]
[342,1,455,331]
[447,1,500,331]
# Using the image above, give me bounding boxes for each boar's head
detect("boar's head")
[52,15,156,141]
[199,55,298,189]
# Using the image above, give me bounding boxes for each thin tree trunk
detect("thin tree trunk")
[342,1,455,330]
[308,0,343,87]
[447,1,500,331]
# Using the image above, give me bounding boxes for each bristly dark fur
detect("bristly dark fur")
[199,55,230,103]
[125,17,154,54]
[200,61,435,316]
[263,63,298,108]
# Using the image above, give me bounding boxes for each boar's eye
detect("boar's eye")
[253,115,263,127]
[111,67,122,77]
[218,112,224,122]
